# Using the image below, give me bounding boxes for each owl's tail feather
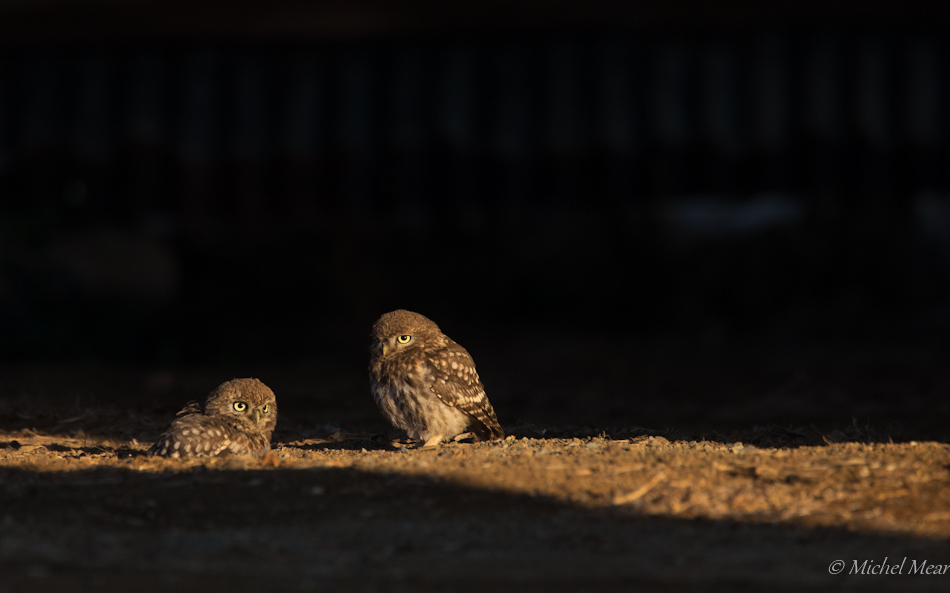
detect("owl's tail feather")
[470,418,505,441]
[175,400,203,417]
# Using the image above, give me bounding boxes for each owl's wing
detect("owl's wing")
[426,342,505,440]
[175,400,203,418]
[147,415,238,458]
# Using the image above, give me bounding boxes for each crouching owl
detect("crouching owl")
[148,378,277,458]
[369,309,504,447]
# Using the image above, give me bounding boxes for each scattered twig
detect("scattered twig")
[613,471,667,505]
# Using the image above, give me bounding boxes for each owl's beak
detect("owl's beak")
[252,410,261,424]
[382,343,389,356]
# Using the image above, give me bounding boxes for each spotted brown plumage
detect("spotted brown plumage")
[369,310,504,446]
[147,378,278,458]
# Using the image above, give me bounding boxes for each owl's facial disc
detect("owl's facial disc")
[231,400,265,423]
[381,333,415,357]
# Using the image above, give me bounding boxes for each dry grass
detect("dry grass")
[3,426,949,539]
[1,352,948,591]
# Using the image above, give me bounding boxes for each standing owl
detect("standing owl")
[369,310,504,447]
[147,378,278,458]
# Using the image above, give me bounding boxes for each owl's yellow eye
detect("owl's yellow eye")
[262,404,269,413]
[233,402,247,412]
[397,335,411,344]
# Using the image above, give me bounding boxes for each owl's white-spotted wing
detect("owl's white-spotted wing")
[148,410,264,458]
[426,341,504,440]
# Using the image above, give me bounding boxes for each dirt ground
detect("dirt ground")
[1,341,949,592]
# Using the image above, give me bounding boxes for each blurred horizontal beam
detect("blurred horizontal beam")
[0,0,949,44]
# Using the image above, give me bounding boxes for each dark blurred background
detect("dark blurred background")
[1,1,950,434]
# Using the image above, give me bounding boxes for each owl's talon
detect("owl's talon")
[419,435,445,449]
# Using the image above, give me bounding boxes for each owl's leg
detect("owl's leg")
[419,434,445,449]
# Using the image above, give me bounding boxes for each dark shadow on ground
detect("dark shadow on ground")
[0,464,947,593]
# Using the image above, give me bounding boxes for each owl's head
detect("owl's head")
[204,378,278,434]
[371,309,441,358]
